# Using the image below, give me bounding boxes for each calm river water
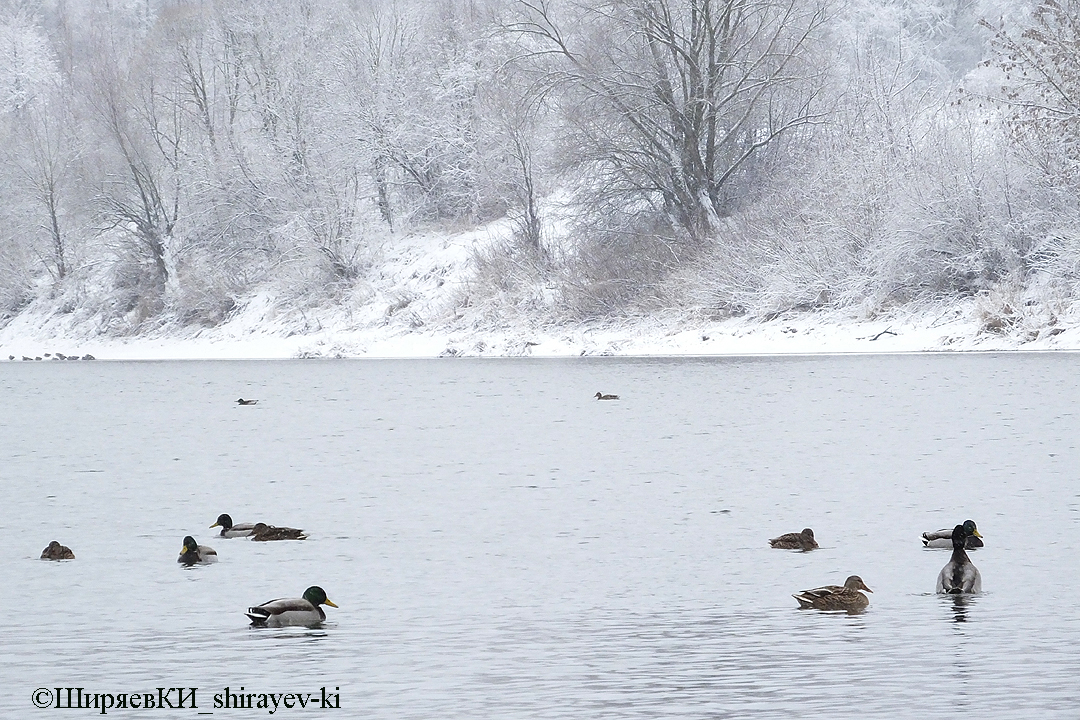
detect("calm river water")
[2,354,1079,717]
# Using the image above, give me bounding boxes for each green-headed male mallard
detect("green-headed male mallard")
[936,524,982,594]
[769,528,818,550]
[922,519,983,549]
[249,522,307,541]
[793,575,872,611]
[178,536,218,566]
[594,392,619,400]
[40,540,75,560]
[210,513,256,538]
[246,586,338,627]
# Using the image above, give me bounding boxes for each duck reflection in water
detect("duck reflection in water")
[950,593,973,623]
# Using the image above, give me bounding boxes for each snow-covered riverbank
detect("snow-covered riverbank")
[2,220,1077,361]
[1,300,1076,361]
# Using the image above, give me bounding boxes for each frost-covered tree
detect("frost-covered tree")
[87,33,187,315]
[512,0,829,243]
[974,0,1080,299]
[983,0,1080,184]
[343,0,514,227]
[0,9,81,287]
[7,89,81,281]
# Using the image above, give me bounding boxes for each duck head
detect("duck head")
[179,536,201,565]
[843,575,873,593]
[210,514,233,531]
[302,586,338,608]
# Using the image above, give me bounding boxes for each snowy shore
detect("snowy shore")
[2,224,1077,362]
[0,301,1075,361]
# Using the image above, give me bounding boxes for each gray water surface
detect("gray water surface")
[3,355,1078,717]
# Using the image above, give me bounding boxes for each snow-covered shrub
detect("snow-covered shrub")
[467,230,552,326]
[0,244,34,320]
[170,259,240,328]
[555,219,690,321]
[972,281,1063,338]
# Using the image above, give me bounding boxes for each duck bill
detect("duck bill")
[209,522,220,528]
[863,586,873,593]
[972,529,983,538]
[324,599,339,608]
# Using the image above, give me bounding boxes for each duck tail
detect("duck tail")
[246,608,270,626]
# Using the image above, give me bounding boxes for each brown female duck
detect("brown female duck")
[40,541,75,560]
[769,528,818,550]
[249,522,307,541]
[793,575,873,611]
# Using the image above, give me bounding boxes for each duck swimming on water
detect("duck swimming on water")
[210,513,256,538]
[936,524,982,594]
[249,523,307,541]
[246,586,338,627]
[769,528,818,550]
[922,519,983,549]
[793,575,872,611]
[40,541,75,560]
[178,536,218,566]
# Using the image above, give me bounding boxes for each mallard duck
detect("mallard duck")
[178,536,218,566]
[236,398,258,405]
[793,575,872,611]
[246,586,338,627]
[210,513,256,538]
[936,524,982,594]
[249,522,307,541]
[594,392,619,400]
[922,519,983,549]
[769,528,818,550]
[40,540,75,560]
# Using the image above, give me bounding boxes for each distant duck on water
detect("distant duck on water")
[769,528,818,550]
[236,398,258,405]
[210,513,256,538]
[922,519,983,549]
[40,541,75,560]
[249,522,307,541]
[178,536,218,566]
[594,392,619,400]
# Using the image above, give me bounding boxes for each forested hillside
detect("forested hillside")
[1,0,1078,344]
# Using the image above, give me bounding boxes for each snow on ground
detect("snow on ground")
[2,218,1080,361]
